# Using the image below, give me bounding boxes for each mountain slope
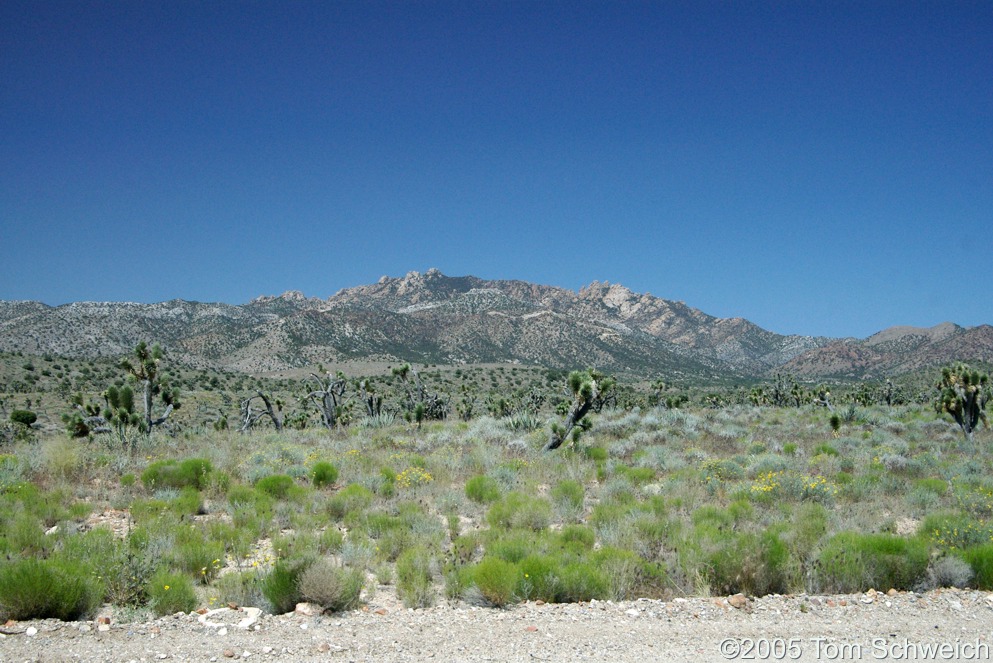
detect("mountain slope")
[0,270,988,380]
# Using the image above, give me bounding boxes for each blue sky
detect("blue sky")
[1,1,990,338]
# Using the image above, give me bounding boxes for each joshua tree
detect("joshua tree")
[392,362,449,422]
[305,370,349,430]
[63,392,110,437]
[935,363,989,443]
[814,386,834,411]
[119,342,180,434]
[240,391,284,432]
[544,369,615,451]
[358,378,383,418]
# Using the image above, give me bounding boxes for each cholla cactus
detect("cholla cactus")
[935,363,990,442]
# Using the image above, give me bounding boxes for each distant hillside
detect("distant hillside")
[0,269,989,381]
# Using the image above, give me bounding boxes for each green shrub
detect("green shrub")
[311,462,339,489]
[255,474,295,499]
[584,446,608,462]
[260,558,311,614]
[517,554,561,601]
[396,546,435,608]
[961,544,993,589]
[708,530,791,596]
[213,570,266,608]
[551,480,585,515]
[486,492,552,531]
[0,559,102,621]
[559,525,596,550]
[319,528,344,554]
[141,458,213,490]
[472,556,519,607]
[378,467,397,497]
[298,559,364,612]
[818,532,930,593]
[465,475,501,504]
[922,512,993,550]
[557,560,609,602]
[618,466,656,485]
[593,546,663,600]
[169,534,224,585]
[9,410,37,427]
[147,570,197,616]
[327,484,374,521]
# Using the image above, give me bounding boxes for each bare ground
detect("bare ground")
[3,588,993,663]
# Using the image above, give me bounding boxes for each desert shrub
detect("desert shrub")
[551,479,585,518]
[327,484,374,521]
[817,533,930,593]
[396,546,435,608]
[557,560,609,602]
[708,529,791,596]
[517,554,562,601]
[56,528,156,609]
[485,529,547,564]
[583,446,608,462]
[486,492,552,531]
[961,544,993,589]
[260,558,311,614]
[169,534,224,585]
[377,467,397,497]
[311,461,339,488]
[141,458,213,490]
[213,570,266,608]
[319,528,344,554]
[922,512,993,550]
[923,555,974,590]
[298,558,364,612]
[0,558,103,621]
[594,546,666,600]
[465,475,501,504]
[147,570,197,616]
[472,556,519,607]
[559,525,596,550]
[9,410,37,426]
[255,474,296,499]
[812,443,839,456]
[701,458,744,482]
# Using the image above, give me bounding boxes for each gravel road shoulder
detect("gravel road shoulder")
[3,588,993,663]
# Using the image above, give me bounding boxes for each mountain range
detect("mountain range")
[1,269,990,382]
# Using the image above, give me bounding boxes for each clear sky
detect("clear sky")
[1,1,990,339]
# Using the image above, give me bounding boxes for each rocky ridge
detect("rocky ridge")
[1,270,990,380]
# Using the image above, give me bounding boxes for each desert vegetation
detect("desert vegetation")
[1,346,992,624]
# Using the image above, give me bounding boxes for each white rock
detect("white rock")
[217,627,228,636]
[26,626,38,636]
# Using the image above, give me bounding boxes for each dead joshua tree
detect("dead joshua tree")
[240,391,283,432]
[305,370,348,430]
[392,363,449,424]
[359,378,383,417]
